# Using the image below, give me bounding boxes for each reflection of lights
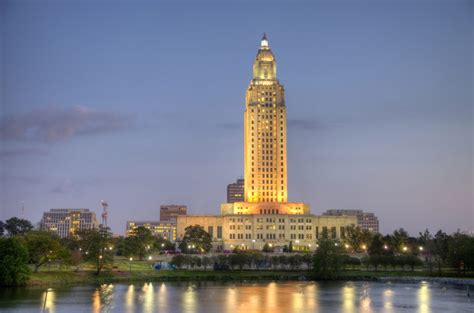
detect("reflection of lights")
[158,283,167,311]
[126,285,135,313]
[342,285,355,313]
[383,289,393,311]
[142,283,154,313]
[418,282,430,313]
[183,285,197,313]
[42,288,56,313]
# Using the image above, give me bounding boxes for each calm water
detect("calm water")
[0,281,472,313]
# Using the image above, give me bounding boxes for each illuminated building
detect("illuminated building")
[322,209,379,233]
[159,205,187,223]
[227,178,244,203]
[177,34,357,251]
[40,208,98,238]
[126,221,177,241]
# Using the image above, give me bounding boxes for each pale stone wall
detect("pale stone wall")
[177,214,357,252]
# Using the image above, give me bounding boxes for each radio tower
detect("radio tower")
[101,200,108,227]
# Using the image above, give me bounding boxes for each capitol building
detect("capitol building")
[177,35,356,252]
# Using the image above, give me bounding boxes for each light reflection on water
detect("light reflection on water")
[0,281,472,313]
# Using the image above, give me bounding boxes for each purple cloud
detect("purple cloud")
[0,106,135,143]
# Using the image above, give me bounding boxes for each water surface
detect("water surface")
[0,281,472,312]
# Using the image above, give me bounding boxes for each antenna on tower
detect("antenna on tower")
[101,200,108,227]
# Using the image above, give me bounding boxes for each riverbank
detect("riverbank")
[25,269,474,288]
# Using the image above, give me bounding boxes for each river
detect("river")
[0,280,472,312]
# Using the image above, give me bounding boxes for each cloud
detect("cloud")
[0,147,49,158]
[287,118,323,131]
[0,106,135,143]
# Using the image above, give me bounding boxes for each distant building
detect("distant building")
[126,221,176,241]
[159,205,187,223]
[40,208,98,238]
[227,178,245,203]
[322,209,379,233]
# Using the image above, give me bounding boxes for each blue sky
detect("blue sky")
[1,0,472,235]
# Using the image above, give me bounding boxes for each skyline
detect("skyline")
[1,1,473,235]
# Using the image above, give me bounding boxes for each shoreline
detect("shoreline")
[21,270,474,288]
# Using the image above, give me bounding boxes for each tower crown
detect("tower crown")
[253,33,276,80]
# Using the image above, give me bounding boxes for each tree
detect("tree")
[262,243,274,253]
[313,239,344,279]
[21,231,65,272]
[126,226,155,260]
[432,230,450,275]
[154,236,175,251]
[392,228,409,253]
[0,221,5,237]
[170,255,186,269]
[229,253,249,270]
[368,234,384,256]
[0,237,31,286]
[447,232,474,275]
[4,217,33,236]
[178,225,212,254]
[77,228,114,275]
[345,225,373,253]
[202,256,211,270]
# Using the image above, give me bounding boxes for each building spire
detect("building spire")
[261,32,269,49]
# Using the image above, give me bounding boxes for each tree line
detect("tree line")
[0,218,473,286]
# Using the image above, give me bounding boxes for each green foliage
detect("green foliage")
[154,236,175,251]
[0,237,31,286]
[447,232,474,274]
[229,253,250,269]
[262,243,274,253]
[313,239,344,279]
[3,217,33,236]
[0,221,4,237]
[170,254,186,269]
[344,225,373,253]
[77,228,114,274]
[368,234,385,256]
[120,227,155,260]
[178,225,212,254]
[391,228,409,253]
[288,241,293,253]
[20,231,65,272]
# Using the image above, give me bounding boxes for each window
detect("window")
[217,226,222,239]
[208,226,213,238]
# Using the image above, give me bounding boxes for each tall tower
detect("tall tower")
[221,34,309,216]
[244,34,287,203]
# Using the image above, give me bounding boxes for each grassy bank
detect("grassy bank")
[27,270,312,287]
[26,268,474,287]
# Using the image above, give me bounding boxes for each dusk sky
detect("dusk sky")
[1,0,472,235]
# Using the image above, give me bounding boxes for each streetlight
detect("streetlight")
[402,246,408,252]
[384,245,388,250]
[419,246,424,251]
[361,244,367,250]
[148,256,152,261]
[345,244,350,249]
[129,257,133,271]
